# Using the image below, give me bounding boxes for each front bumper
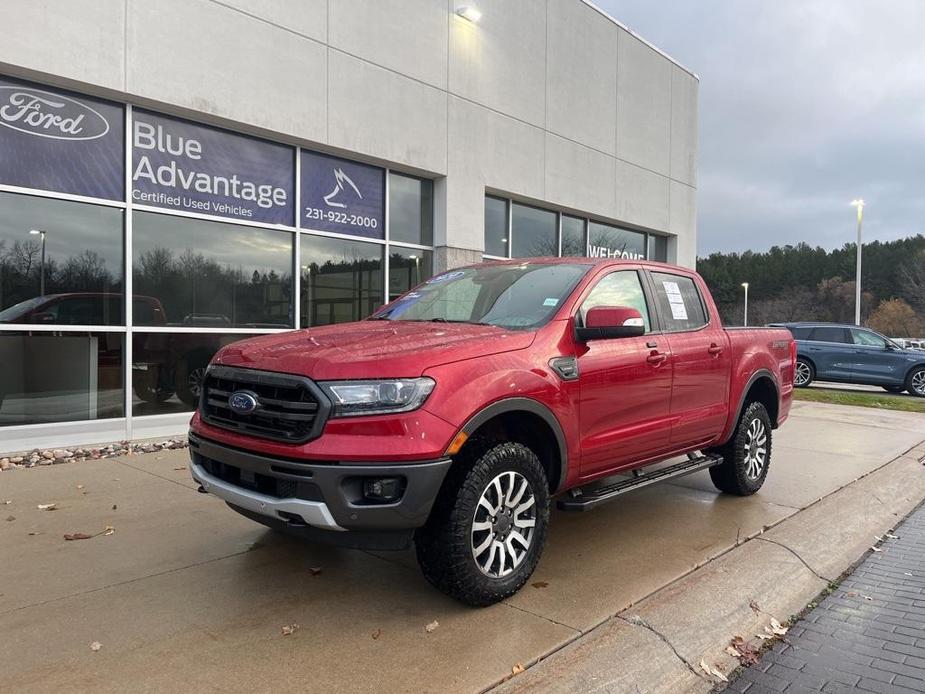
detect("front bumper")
[188,433,451,548]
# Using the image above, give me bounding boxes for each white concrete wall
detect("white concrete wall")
[0,0,698,267]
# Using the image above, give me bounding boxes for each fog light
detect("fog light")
[363,477,404,502]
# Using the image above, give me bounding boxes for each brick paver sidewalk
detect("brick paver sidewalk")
[727,502,925,693]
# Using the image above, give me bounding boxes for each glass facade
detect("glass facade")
[484,196,669,263]
[0,74,435,437]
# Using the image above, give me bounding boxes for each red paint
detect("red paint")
[190,259,793,492]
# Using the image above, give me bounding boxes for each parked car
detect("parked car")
[771,322,925,396]
[189,259,795,605]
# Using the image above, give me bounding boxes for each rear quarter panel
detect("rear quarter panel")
[720,327,794,443]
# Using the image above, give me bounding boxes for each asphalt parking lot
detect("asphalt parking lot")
[2,401,925,693]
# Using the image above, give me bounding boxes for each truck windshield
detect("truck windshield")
[372,262,591,329]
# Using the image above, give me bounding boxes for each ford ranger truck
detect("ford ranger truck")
[189,259,795,606]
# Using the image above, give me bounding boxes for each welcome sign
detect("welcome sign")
[0,76,124,199]
[131,110,295,225]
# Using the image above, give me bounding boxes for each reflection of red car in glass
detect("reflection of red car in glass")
[0,293,165,325]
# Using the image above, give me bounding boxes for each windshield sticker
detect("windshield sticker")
[427,270,465,284]
[543,298,559,307]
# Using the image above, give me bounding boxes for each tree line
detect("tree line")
[697,235,925,337]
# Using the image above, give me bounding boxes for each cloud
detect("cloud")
[597,0,925,255]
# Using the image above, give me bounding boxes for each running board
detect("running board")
[557,453,724,511]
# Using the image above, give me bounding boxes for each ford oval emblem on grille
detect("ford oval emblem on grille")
[228,391,259,415]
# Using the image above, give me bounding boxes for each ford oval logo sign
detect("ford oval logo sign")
[0,86,111,141]
[228,391,259,415]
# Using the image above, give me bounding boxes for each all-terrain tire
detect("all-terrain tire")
[905,366,925,398]
[415,441,550,607]
[794,358,814,388]
[709,401,772,496]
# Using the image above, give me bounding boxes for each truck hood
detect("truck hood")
[213,320,536,380]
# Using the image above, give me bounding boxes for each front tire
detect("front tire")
[709,401,772,496]
[794,358,814,387]
[415,442,550,606]
[906,366,925,398]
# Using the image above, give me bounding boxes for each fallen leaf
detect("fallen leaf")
[103,526,115,536]
[3,500,11,505]
[699,659,728,682]
[725,646,741,657]
[846,591,858,597]
[905,572,913,576]
[281,624,299,636]
[173,466,185,471]
[768,617,788,636]
[28,531,39,536]
[748,599,761,614]
[112,504,118,511]
[886,533,898,539]
[871,546,882,552]
[512,663,525,675]
[756,633,774,640]
[531,581,549,589]
[309,567,322,576]
[89,641,102,652]
[5,515,14,522]
[37,503,57,511]
[371,628,381,640]
[863,595,873,601]
[64,533,94,541]
[424,620,439,633]
[77,484,84,490]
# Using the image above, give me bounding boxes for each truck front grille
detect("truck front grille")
[199,365,330,443]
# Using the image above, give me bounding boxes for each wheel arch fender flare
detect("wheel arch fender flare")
[723,368,780,443]
[458,397,568,494]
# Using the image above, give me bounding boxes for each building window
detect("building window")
[561,215,587,257]
[389,247,433,301]
[511,203,557,258]
[0,331,124,426]
[389,173,433,246]
[132,212,294,329]
[132,331,258,415]
[484,196,509,257]
[300,234,383,327]
[0,192,124,325]
[648,234,668,262]
[588,221,647,260]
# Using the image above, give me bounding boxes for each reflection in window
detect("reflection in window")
[0,332,123,426]
[301,234,383,327]
[511,203,557,258]
[389,173,433,246]
[132,212,293,329]
[561,215,587,256]
[132,332,258,415]
[588,222,647,260]
[580,271,651,331]
[389,248,433,301]
[0,192,124,325]
[484,197,508,257]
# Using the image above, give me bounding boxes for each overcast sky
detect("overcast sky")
[598,0,925,257]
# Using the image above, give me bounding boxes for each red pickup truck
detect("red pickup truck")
[189,259,794,605]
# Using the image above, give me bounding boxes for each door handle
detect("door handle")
[708,343,723,356]
[646,352,668,366]
[646,341,658,349]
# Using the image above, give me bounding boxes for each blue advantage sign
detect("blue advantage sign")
[132,110,295,225]
[0,76,124,200]
[301,150,384,239]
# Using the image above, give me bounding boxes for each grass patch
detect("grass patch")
[794,387,925,413]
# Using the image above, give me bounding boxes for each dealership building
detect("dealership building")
[0,0,698,451]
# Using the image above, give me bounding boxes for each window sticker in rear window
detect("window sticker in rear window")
[662,281,688,320]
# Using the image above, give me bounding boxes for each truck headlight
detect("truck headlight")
[319,378,435,417]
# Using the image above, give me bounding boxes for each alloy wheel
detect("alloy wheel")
[471,471,537,578]
[743,418,768,480]
[188,367,207,398]
[794,361,812,386]
[912,369,925,396]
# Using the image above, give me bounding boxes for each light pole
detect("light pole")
[29,229,47,297]
[741,282,749,327]
[850,199,864,325]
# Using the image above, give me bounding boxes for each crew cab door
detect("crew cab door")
[647,271,732,448]
[575,269,674,478]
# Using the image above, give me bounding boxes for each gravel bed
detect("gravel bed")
[0,438,188,471]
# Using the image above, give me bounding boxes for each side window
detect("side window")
[650,272,708,331]
[579,270,651,332]
[851,329,887,348]
[809,327,848,343]
[790,327,812,340]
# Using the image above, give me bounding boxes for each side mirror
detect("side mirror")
[576,306,646,341]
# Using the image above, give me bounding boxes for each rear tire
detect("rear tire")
[415,441,550,607]
[906,366,925,398]
[794,358,814,388]
[709,401,772,496]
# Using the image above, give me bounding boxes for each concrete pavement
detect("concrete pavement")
[2,401,925,693]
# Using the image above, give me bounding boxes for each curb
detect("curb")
[490,442,925,693]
